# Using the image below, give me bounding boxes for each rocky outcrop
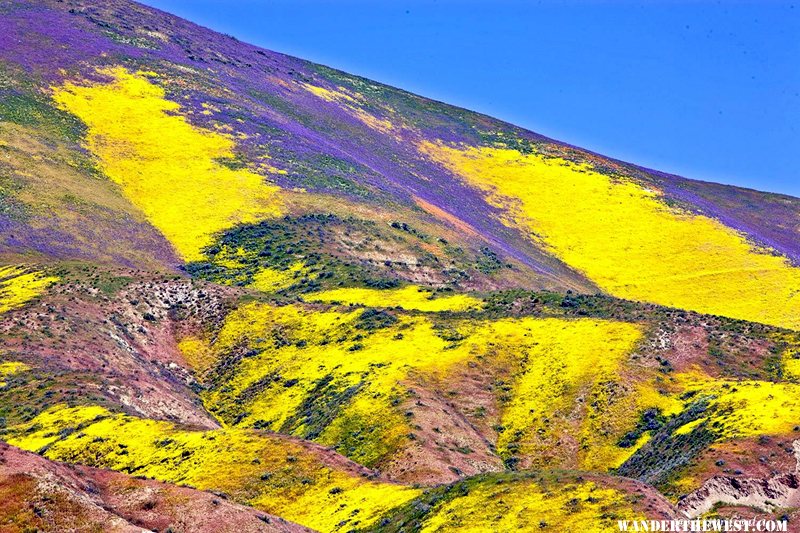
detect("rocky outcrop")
[678,440,800,517]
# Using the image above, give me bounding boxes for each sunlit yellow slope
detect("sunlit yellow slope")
[198,301,651,470]
[53,68,281,261]
[671,371,800,439]
[6,405,419,532]
[307,285,482,312]
[420,142,800,330]
[0,265,58,314]
[497,317,648,470]
[0,361,29,387]
[419,478,644,532]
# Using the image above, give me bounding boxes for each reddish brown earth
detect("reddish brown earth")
[640,316,777,380]
[679,439,800,518]
[602,476,680,521]
[0,271,237,428]
[660,325,710,372]
[382,376,503,484]
[692,437,800,482]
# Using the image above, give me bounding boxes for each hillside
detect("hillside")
[0,0,799,531]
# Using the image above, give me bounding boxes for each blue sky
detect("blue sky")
[142,0,799,197]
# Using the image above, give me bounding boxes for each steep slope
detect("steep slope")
[1,0,797,318]
[0,265,229,429]
[0,0,799,531]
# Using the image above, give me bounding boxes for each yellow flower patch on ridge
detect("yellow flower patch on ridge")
[0,361,30,388]
[299,82,359,105]
[6,405,419,532]
[248,261,310,293]
[672,372,800,439]
[307,285,482,312]
[0,265,58,315]
[300,82,398,136]
[177,336,216,375]
[8,404,110,452]
[419,142,800,331]
[52,67,281,261]
[419,478,644,532]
